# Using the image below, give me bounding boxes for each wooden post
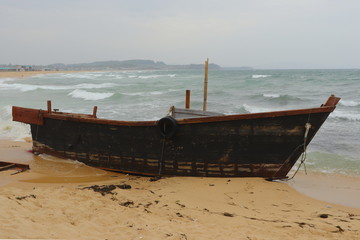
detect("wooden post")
[47,100,52,113]
[203,58,209,111]
[185,90,191,109]
[93,106,98,118]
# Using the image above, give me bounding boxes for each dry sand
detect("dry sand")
[0,140,359,239]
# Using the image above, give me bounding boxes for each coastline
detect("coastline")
[288,172,360,209]
[0,70,99,79]
[0,140,359,239]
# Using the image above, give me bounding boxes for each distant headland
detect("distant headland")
[0,60,253,71]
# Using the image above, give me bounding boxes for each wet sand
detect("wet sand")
[0,140,359,239]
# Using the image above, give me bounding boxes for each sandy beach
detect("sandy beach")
[0,140,359,239]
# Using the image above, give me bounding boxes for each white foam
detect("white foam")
[74,83,117,89]
[330,111,360,121]
[138,74,177,79]
[339,100,360,107]
[263,93,280,98]
[138,75,163,79]
[121,90,175,97]
[242,104,272,113]
[55,72,104,79]
[0,105,31,141]
[0,82,117,92]
[252,74,271,79]
[68,89,114,101]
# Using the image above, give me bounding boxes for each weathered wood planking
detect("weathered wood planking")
[13,95,340,178]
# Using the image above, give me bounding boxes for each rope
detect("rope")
[269,113,312,181]
[286,122,311,181]
[158,137,166,176]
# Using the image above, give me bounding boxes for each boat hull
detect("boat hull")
[27,112,328,178]
[13,95,340,178]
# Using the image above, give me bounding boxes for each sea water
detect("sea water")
[1,69,359,176]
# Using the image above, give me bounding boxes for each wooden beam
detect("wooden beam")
[93,106,98,118]
[47,100,52,113]
[185,90,191,109]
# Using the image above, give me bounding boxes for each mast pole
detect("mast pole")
[203,58,209,111]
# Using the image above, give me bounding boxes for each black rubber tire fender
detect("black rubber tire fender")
[157,116,178,138]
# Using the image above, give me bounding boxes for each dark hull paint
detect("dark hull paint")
[29,112,329,178]
[13,95,340,178]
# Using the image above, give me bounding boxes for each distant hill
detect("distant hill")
[43,60,222,71]
[1,60,255,71]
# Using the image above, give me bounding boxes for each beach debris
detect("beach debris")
[180,233,188,240]
[81,184,132,196]
[11,168,29,175]
[176,202,186,208]
[120,201,134,207]
[118,184,132,189]
[0,163,16,171]
[295,222,315,228]
[224,193,233,199]
[319,213,330,218]
[223,212,234,217]
[176,212,184,217]
[16,194,36,200]
[150,176,162,182]
[209,184,215,186]
[334,225,345,233]
[144,202,153,208]
[0,161,30,174]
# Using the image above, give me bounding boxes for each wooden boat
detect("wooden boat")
[12,95,340,178]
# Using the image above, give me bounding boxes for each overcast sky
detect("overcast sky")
[1,0,359,68]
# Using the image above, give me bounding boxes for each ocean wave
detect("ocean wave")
[68,89,114,101]
[242,104,273,113]
[330,111,360,121]
[0,78,15,83]
[260,94,302,105]
[54,72,105,79]
[138,74,176,79]
[0,105,30,140]
[74,83,117,89]
[303,152,360,176]
[252,74,271,79]
[121,89,178,97]
[0,82,117,92]
[339,100,360,107]
[263,93,281,98]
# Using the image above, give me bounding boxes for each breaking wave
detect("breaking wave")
[0,105,30,141]
[68,89,114,101]
[330,111,360,122]
[263,93,280,98]
[252,74,271,79]
[339,100,360,107]
[0,82,117,92]
[138,74,176,79]
[242,104,273,113]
